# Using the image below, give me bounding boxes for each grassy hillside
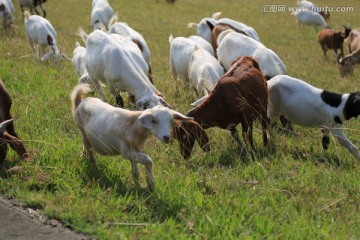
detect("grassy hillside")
[0,0,359,239]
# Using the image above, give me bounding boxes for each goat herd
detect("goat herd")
[0,0,359,190]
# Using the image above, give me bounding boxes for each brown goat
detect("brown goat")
[206,21,247,57]
[318,25,351,61]
[339,28,360,76]
[173,56,269,159]
[0,80,28,168]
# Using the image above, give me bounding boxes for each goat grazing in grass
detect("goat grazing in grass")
[0,80,29,168]
[338,28,360,76]
[173,56,269,159]
[267,75,360,160]
[19,0,46,18]
[188,46,224,97]
[72,42,90,84]
[82,29,167,109]
[0,0,14,31]
[108,13,153,83]
[318,25,351,61]
[71,84,192,190]
[24,11,71,63]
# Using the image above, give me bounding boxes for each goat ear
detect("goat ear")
[3,133,29,160]
[185,120,210,152]
[138,112,153,129]
[170,110,193,121]
[0,119,13,135]
[206,20,215,31]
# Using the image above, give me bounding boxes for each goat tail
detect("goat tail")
[168,34,174,44]
[186,22,198,28]
[70,84,92,113]
[23,10,31,23]
[211,12,222,20]
[77,27,88,45]
[108,11,119,28]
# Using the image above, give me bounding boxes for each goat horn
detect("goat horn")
[0,119,13,134]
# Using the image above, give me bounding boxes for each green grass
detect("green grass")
[1,0,360,239]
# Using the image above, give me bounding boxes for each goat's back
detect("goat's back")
[25,15,56,45]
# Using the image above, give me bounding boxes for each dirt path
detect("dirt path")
[0,196,93,240]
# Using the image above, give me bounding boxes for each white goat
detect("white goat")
[0,0,14,30]
[72,42,90,83]
[188,46,224,96]
[84,29,166,109]
[187,12,260,43]
[267,75,360,160]
[187,12,221,43]
[169,34,198,85]
[71,84,192,190]
[19,0,46,18]
[188,35,214,56]
[217,30,286,79]
[91,0,113,30]
[108,14,152,80]
[24,12,70,62]
[291,10,327,29]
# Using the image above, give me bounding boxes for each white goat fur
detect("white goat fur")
[71,84,192,190]
[91,0,113,30]
[267,75,360,160]
[292,10,327,29]
[108,16,152,70]
[85,30,164,109]
[188,46,224,96]
[217,30,286,78]
[72,42,90,83]
[188,35,214,56]
[24,12,69,62]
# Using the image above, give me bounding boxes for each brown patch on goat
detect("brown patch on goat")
[207,21,248,57]
[0,4,4,12]
[47,34,53,46]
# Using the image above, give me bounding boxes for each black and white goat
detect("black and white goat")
[19,0,46,18]
[267,75,360,160]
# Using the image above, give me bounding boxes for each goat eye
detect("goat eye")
[152,120,157,125]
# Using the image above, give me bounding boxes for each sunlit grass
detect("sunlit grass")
[0,0,359,239]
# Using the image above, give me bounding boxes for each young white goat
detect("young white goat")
[24,12,70,62]
[217,30,286,79]
[0,0,14,31]
[72,42,90,84]
[188,46,224,97]
[91,0,113,30]
[84,29,167,109]
[267,75,360,161]
[71,84,192,190]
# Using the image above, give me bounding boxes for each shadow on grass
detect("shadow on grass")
[80,157,183,222]
[289,147,342,167]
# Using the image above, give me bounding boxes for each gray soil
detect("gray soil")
[0,196,94,240]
